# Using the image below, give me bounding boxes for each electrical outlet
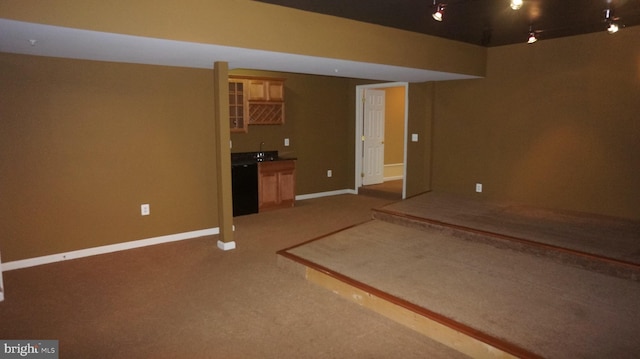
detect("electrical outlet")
[284,138,290,146]
[412,133,419,142]
[141,204,150,216]
[327,170,332,178]
[475,183,482,193]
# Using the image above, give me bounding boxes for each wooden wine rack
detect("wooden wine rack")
[249,103,285,125]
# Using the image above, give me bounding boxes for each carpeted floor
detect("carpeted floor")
[380,192,640,266]
[281,192,640,358]
[0,194,469,358]
[285,220,640,358]
[358,179,403,200]
[5,191,638,358]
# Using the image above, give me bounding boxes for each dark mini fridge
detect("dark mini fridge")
[231,163,259,216]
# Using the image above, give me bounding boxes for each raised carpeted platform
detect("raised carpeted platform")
[278,192,640,358]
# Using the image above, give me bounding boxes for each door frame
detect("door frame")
[354,82,408,199]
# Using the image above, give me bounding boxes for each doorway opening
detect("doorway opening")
[355,82,408,200]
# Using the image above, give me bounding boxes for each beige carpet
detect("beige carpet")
[285,220,640,358]
[282,192,640,358]
[381,192,640,266]
[0,194,468,358]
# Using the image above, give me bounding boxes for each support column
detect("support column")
[213,62,235,251]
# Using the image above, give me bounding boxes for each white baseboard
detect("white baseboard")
[296,189,356,201]
[217,240,236,251]
[0,251,4,302]
[2,227,219,272]
[1,189,360,273]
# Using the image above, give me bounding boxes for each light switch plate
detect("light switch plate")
[284,138,290,146]
[411,133,419,142]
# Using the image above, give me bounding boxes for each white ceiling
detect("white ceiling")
[0,19,479,83]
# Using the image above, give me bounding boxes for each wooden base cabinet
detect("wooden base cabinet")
[258,160,296,211]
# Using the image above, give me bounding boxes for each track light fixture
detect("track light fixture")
[424,0,622,42]
[604,6,619,34]
[510,0,523,10]
[432,2,445,22]
[527,26,537,44]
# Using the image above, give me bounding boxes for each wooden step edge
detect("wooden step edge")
[371,208,640,282]
[277,250,543,359]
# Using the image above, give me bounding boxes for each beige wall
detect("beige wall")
[0,57,364,262]
[384,87,406,165]
[406,82,435,197]
[0,53,219,261]
[432,27,640,220]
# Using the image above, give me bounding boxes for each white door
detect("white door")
[362,89,385,186]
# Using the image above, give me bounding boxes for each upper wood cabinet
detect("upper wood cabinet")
[229,79,248,133]
[248,79,284,102]
[230,76,285,128]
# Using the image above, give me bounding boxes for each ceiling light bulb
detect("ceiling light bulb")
[510,0,523,10]
[607,22,619,34]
